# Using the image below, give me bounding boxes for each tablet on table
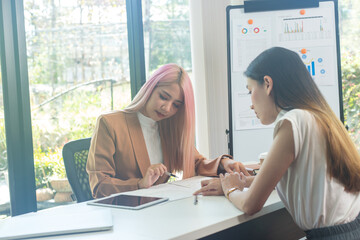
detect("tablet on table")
[87,194,168,210]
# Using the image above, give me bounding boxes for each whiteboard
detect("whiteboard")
[226,0,343,162]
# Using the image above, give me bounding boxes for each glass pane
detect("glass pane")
[142,0,192,76]
[339,0,360,151]
[24,0,131,209]
[0,54,10,218]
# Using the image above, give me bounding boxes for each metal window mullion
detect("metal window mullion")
[126,0,146,98]
[0,0,36,216]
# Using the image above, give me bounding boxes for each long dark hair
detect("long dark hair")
[245,47,360,193]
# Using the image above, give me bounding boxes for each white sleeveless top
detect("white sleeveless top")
[274,109,360,230]
[137,112,163,165]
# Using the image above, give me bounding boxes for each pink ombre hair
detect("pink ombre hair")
[124,63,195,178]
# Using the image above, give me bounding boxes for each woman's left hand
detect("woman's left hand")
[220,172,247,195]
[221,158,250,176]
[193,178,224,196]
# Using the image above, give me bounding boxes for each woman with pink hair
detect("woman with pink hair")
[86,63,249,198]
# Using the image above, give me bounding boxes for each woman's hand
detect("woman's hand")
[138,164,167,189]
[221,158,250,176]
[220,172,247,195]
[193,178,224,196]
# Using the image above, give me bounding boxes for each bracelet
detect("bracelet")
[226,187,240,199]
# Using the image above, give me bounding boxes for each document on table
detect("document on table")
[125,176,213,201]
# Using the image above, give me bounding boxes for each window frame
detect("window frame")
[0,0,37,216]
[127,0,146,98]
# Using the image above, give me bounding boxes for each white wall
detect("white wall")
[189,0,244,159]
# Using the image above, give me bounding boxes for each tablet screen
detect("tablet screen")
[88,194,168,210]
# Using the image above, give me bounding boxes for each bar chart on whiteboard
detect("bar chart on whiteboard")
[292,46,335,86]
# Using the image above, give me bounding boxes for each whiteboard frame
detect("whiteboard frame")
[226,0,343,162]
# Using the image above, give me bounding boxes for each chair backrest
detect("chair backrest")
[62,138,93,202]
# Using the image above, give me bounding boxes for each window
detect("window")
[0,57,9,218]
[142,0,192,75]
[339,0,360,151]
[23,0,131,208]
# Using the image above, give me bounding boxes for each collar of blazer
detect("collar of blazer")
[124,112,170,178]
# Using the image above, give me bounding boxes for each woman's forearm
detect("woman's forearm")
[228,190,261,215]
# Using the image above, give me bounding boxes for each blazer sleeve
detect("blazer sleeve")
[194,146,233,176]
[86,115,141,198]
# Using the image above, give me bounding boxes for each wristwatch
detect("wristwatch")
[226,187,240,199]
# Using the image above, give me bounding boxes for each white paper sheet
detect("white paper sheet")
[125,176,213,201]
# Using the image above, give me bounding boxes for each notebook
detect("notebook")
[0,208,113,239]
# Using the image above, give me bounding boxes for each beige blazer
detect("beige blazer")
[86,111,226,198]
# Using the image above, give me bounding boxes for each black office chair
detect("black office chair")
[62,138,93,202]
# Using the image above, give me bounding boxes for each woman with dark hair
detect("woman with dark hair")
[195,47,360,239]
[87,63,249,199]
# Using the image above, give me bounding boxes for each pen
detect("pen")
[165,172,179,178]
[245,167,256,175]
[194,195,198,205]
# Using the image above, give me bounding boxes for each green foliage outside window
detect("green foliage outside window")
[341,52,360,150]
[0,119,6,171]
[340,0,360,151]
[143,0,192,72]
[33,146,64,189]
[31,82,130,188]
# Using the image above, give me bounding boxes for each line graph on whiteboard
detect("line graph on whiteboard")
[234,92,273,131]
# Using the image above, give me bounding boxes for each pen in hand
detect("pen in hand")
[165,172,179,178]
[194,195,198,205]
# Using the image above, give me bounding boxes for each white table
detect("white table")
[1,178,285,240]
